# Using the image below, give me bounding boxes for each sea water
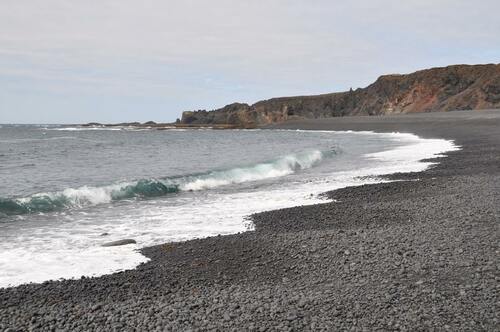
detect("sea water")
[0,125,458,287]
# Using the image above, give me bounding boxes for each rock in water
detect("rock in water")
[101,239,137,247]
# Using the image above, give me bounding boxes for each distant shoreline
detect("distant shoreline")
[79,121,242,130]
[77,107,500,131]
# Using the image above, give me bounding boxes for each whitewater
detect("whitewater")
[0,126,458,287]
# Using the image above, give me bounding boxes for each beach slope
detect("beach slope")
[1,110,499,331]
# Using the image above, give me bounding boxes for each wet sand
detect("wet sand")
[1,110,499,331]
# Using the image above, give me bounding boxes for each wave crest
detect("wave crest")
[0,149,329,216]
[180,150,324,191]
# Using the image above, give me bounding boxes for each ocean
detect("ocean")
[0,125,458,287]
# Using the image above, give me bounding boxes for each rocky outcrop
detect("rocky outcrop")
[101,239,137,247]
[180,64,500,127]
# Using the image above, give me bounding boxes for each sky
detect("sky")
[0,0,499,124]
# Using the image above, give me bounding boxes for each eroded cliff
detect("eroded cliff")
[180,64,500,127]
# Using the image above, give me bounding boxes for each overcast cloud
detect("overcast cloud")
[1,0,499,123]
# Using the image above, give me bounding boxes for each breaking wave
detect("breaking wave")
[0,149,330,216]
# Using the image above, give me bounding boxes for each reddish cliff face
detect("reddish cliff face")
[180,64,500,127]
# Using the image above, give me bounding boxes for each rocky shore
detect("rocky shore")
[1,110,499,331]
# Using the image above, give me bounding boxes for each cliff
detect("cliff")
[180,64,500,127]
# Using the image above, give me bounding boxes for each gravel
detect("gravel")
[1,110,499,331]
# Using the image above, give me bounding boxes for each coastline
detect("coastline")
[1,110,499,330]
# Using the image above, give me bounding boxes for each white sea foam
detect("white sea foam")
[366,132,460,172]
[0,131,459,288]
[15,183,130,209]
[0,245,148,287]
[47,127,124,131]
